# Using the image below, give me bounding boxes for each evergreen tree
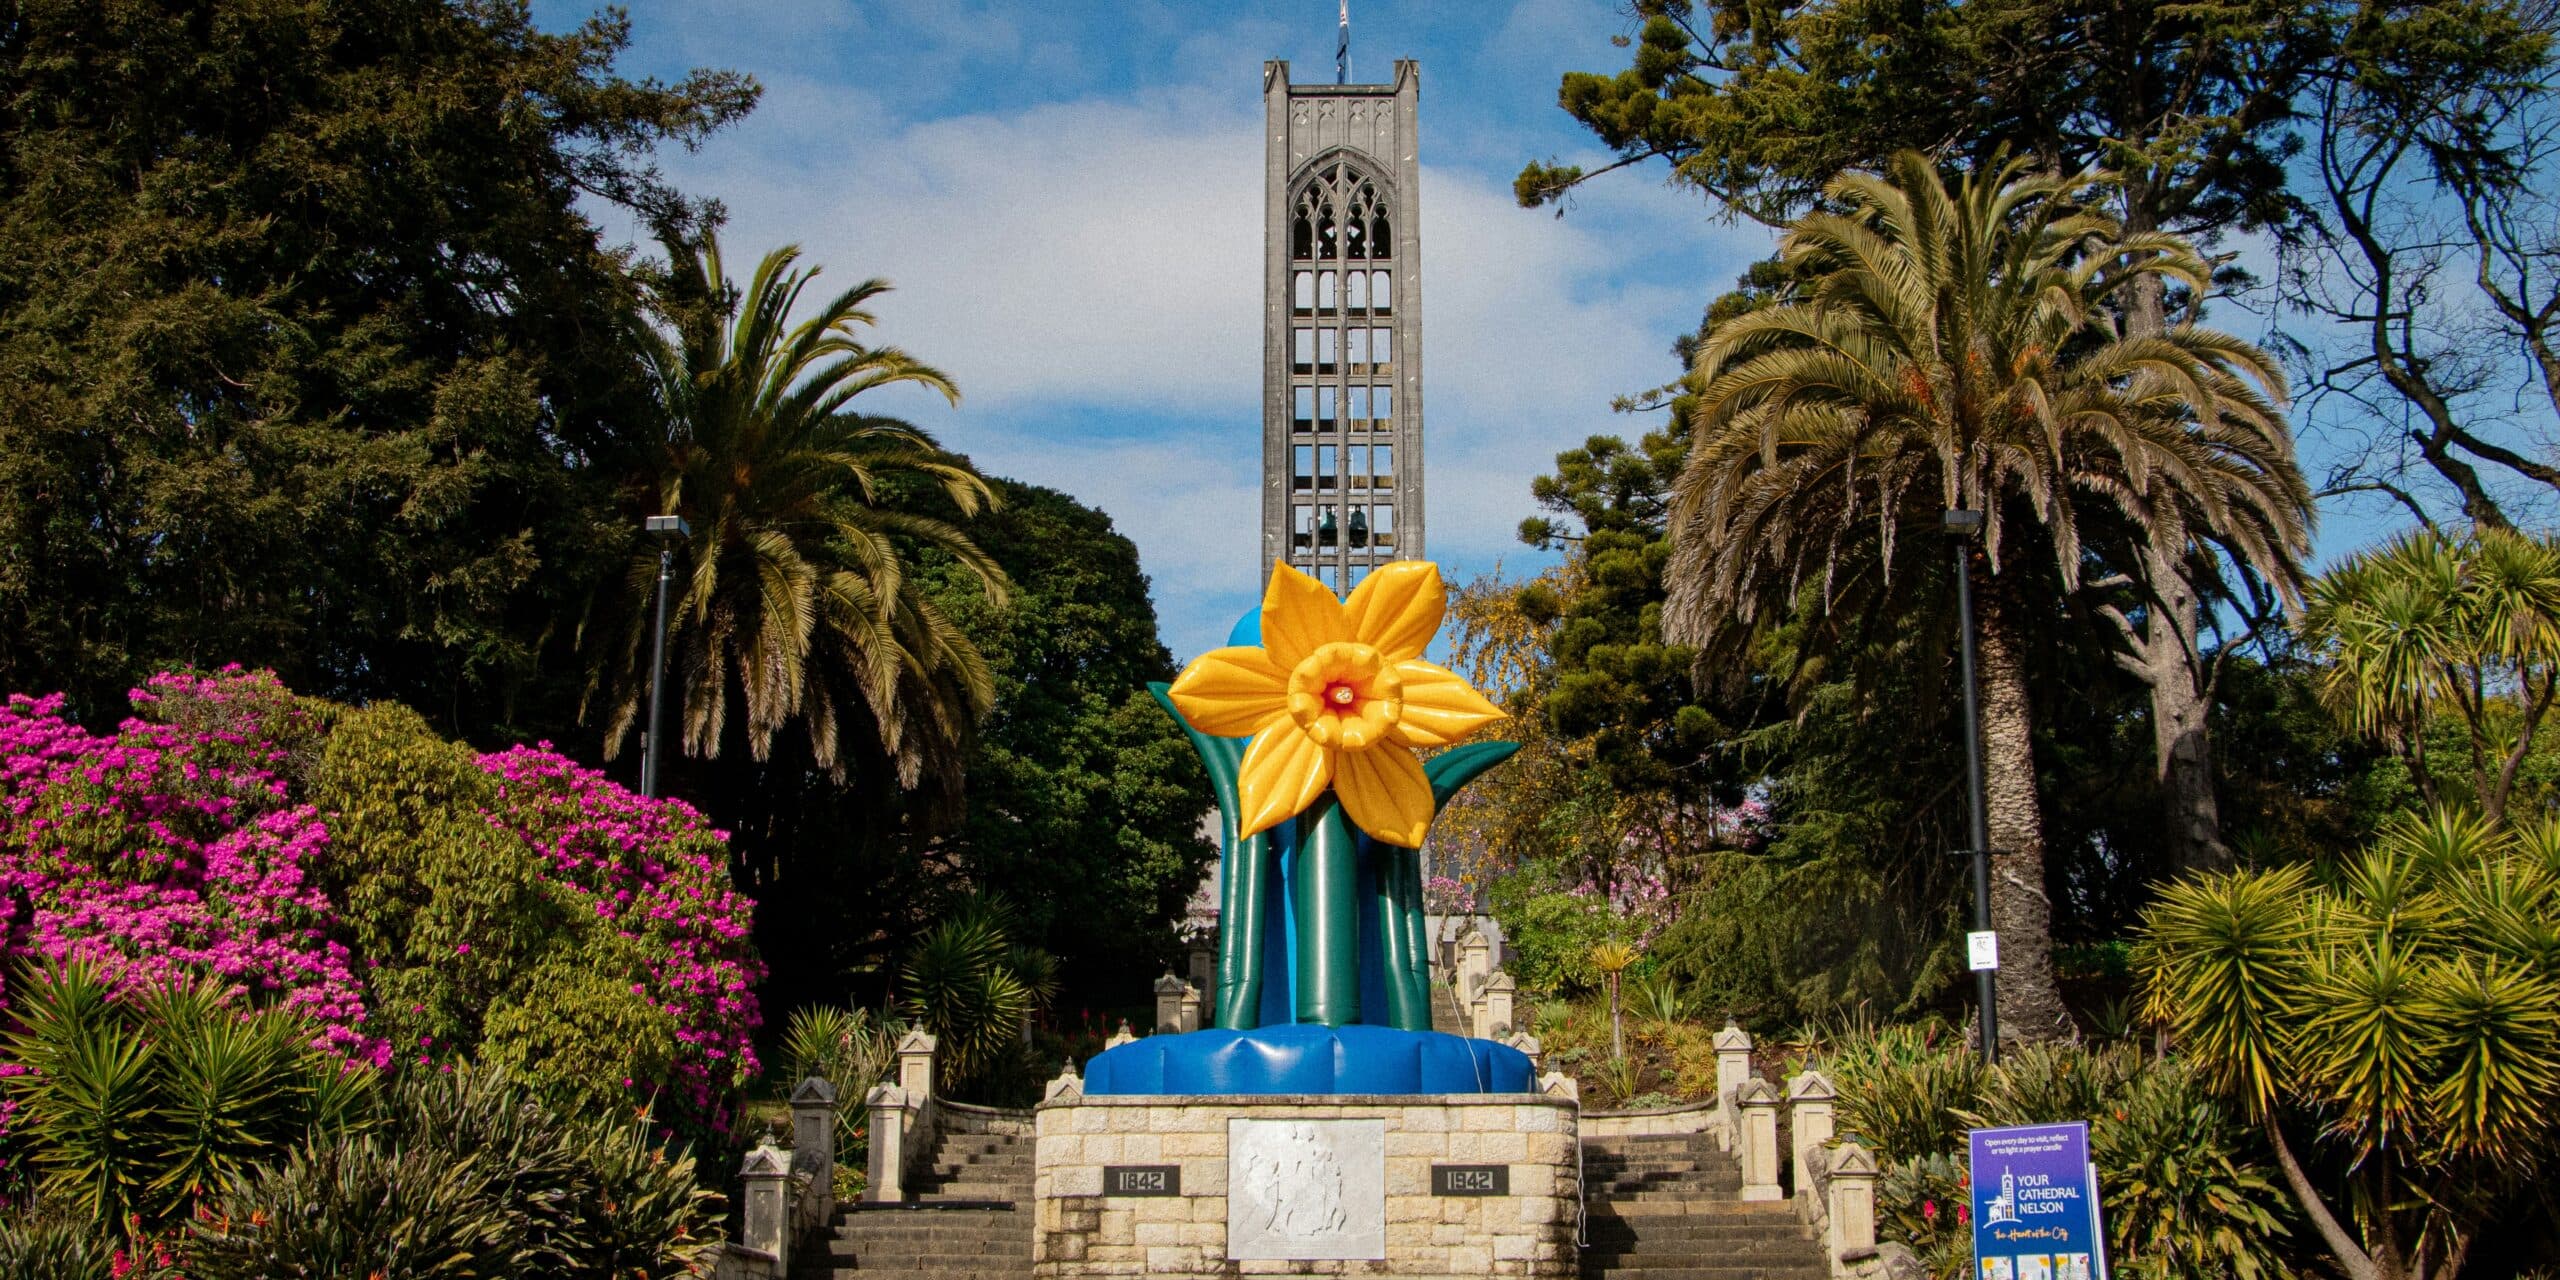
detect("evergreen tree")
[0,0,755,734]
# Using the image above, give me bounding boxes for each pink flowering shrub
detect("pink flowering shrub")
[0,672,375,1061]
[0,669,764,1168]
[477,744,763,1127]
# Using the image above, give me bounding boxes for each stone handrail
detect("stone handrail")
[699,1075,841,1279]
[865,1027,942,1202]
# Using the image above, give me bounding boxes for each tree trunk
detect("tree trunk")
[2135,539,2230,873]
[2119,200,2232,873]
[1976,585,2073,1042]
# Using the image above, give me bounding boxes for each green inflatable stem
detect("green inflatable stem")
[1293,798,1363,1026]
[1148,684,1265,1029]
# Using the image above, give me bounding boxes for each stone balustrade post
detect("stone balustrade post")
[1104,1019,1136,1049]
[1153,973,1187,1033]
[1826,1142,1879,1276]
[1736,1078,1782,1201]
[1505,1031,1543,1074]
[1186,940,1214,993]
[740,1143,792,1269]
[864,1082,911,1202]
[1177,980,1204,1033]
[1712,1022,1753,1151]
[790,1077,838,1189]
[896,1028,938,1098]
[1459,927,1493,1002]
[1539,1070,1579,1103]
[1786,1070,1836,1199]
[1481,970,1517,1038]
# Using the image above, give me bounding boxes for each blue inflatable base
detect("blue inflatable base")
[1080,1024,1535,1095]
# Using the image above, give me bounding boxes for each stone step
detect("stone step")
[1589,1202,1802,1219]
[822,1270,1031,1280]
[827,1243,1033,1263]
[1584,1228,1822,1249]
[1582,1268,1828,1280]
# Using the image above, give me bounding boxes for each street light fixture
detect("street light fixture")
[1943,508,1999,1063]
[642,515,691,799]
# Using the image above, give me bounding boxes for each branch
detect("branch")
[2317,481,2444,534]
[2266,1113,2381,1280]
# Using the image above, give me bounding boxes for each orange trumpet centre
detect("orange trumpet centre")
[1287,642,1403,750]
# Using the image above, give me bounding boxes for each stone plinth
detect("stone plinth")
[1034,1093,1578,1280]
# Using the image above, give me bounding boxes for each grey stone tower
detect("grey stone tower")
[1260,59,1423,592]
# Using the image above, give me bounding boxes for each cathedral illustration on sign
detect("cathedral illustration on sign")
[1984,1165,2022,1226]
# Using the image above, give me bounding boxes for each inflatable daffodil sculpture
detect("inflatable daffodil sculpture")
[1151,560,1515,1031]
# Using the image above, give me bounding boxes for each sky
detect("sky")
[527,0,1765,660]
[525,0,2501,663]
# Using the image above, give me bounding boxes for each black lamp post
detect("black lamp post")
[642,514,690,799]
[1945,508,2000,1063]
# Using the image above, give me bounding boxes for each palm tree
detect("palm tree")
[1663,152,2308,1043]
[593,231,1007,788]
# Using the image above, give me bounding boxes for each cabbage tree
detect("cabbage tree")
[2137,810,2560,1280]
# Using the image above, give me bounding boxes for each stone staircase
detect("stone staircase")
[1580,1133,1828,1280]
[813,1126,1034,1279]
[1432,973,1467,1034]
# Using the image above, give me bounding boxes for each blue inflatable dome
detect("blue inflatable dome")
[1080,1024,1535,1095]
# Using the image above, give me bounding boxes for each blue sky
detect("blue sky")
[532,0,2478,661]
[530,0,1763,659]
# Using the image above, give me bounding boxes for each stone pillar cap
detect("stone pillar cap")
[1786,1069,1837,1100]
[1735,1077,1780,1105]
[1461,927,1490,948]
[790,1077,838,1107]
[1830,1141,1879,1175]
[1483,970,1516,992]
[1154,972,1189,993]
[741,1144,790,1177]
[897,1027,939,1054]
[1712,1022,1753,1051]
[864,1082,909,1108]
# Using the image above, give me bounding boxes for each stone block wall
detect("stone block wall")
[1033,1093,1578,1280]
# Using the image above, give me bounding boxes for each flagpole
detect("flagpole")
[1337,0,1350,83]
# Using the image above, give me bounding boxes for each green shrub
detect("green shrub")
[1825,1025,1984,1161]
[306,703,554,1071]
[1875,1152,1973,1280]
[185,1138,510,1279]
[782,1004,901,1157]
[0,964,374,1238]
[0,1202,138,1280]
[1830,1026,2296,1280]
[2089,1062,2294,1280]
[188,1064,719,1280]
[1962,1042,2139,1130]
[902,898,1055,1099]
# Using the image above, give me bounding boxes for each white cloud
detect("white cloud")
[635,35,1765,654]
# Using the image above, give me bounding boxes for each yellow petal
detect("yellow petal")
[1343,561,1446,662]
[1335,744,1434,846]
[1387,660,1505,747]
[1259,561,1349,672]
[1234,722,1334,839]
[1169,646,1292,738]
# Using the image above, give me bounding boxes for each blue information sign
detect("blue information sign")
[1969,1122,2107,1280]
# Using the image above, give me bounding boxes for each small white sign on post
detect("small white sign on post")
[1967,931,2000,971]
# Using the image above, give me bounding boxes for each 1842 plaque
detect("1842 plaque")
[1103,1165,1181,1196]
[1431,1164,1509,1196]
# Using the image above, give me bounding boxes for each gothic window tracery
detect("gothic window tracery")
[1285,154,1403,571]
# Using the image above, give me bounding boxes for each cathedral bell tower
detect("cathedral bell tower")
[1260,59,1423,592]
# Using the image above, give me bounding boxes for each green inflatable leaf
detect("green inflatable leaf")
[1424,740,1521,808]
